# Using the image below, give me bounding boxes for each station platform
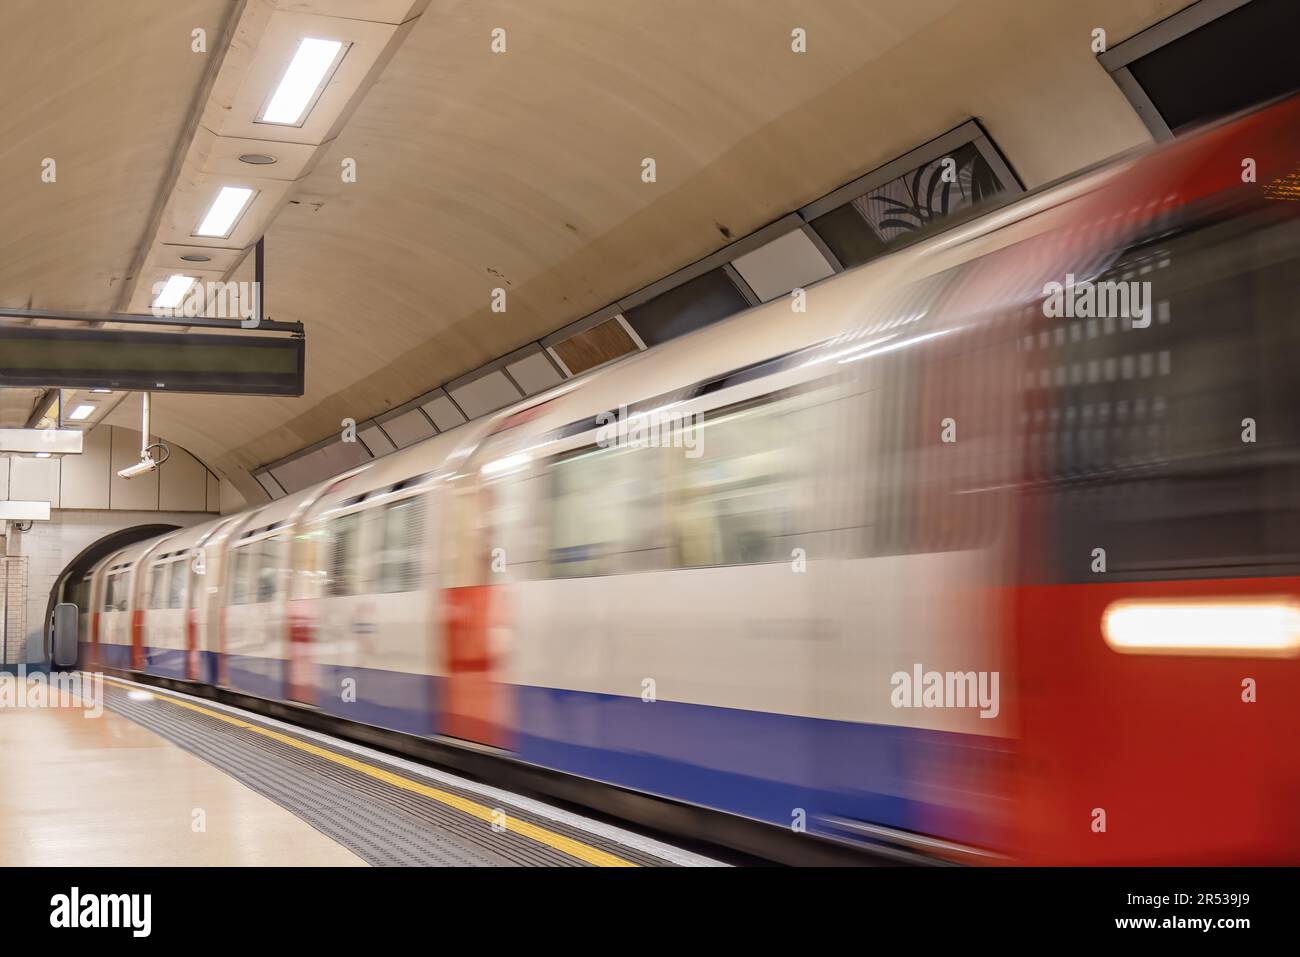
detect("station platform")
[0,673,719,868]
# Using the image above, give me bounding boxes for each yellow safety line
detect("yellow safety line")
[97,676,635,868]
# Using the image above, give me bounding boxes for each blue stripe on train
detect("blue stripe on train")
[90,642,132,670]
[218,653,439,738]
[143,647,188,680]
[76,644,999,845]
[313,662,438,737]
[513,684,1002,844]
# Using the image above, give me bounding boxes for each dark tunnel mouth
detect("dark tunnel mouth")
[39,523,180,666]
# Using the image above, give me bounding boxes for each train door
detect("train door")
[284,474,367,709]
[130,563,146,671]
[366,488,437,733]
[183,549,201,681]
[284,522,320,707]
[198,515,244,688]
[441,473,513,748]
[87,556,114,671]
[131,536,175,671]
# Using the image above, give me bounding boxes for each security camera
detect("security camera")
[117,393,168,478]
[117,454,159,480]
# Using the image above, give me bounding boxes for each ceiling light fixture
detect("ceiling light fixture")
[194,185,255,238]
[180,253,211,263]
[153,274,196,309]
[68,404,95,421]
[259,38,346,126]
[238,153,277,165]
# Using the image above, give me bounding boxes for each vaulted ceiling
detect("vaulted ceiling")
[0,0,1183,502]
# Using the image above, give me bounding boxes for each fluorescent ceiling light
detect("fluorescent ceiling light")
[34,452,50,458]
[68,404,95,421]
[260,38,345,126]
[153,274,196,309]
[194,186,255,238]
[1102,598,1300,657]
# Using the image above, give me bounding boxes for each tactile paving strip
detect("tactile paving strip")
[100,681,676,867]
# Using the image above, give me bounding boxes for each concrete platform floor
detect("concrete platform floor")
[0,689,365,866]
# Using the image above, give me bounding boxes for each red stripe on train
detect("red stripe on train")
[131,609,145,671]
[287,599,316,705]
[186,607,199,681]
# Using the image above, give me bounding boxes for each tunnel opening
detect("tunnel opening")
[35,523,180,669]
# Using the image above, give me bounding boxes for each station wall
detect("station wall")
[0,424,228,665]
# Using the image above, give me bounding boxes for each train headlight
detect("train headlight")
[1102,597,1300,657]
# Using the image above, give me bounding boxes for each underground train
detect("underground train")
[75,94,1300,864]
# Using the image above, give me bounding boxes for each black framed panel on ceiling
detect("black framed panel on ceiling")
[0,325,305,396]
[1100,0,1299,142]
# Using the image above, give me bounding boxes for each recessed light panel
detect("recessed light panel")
[153,274,196,309]
[68,404,95,421]
[194,186,255,238]
[259,38,346,127]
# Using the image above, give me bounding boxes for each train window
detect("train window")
[230,544,260,605]
[843,262,1018,558]
[167,561,186,609]
[327,512,363,597]
[668,399,796,568]
[484,463,544,580]
[103,574,126,612]
[1029,209,1300,581]
[291,527,328,601]
[148,564,168,609]
[258,536,290,603]
[548,447,618,577]
[377,498,422,593]
[546,444,664,578]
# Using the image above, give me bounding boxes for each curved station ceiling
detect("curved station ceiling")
[1,0,1184,503]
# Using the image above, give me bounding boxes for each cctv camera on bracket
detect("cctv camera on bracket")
[117,453,159,480]
[116,393,170,479]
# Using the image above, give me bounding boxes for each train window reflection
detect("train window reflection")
[231,544,260,605]
[258,536,289,603]
[548,447,626,577]
[378,499,422,593]
[671,401,794,568]
[149,564,168,609]
[328,512,362,597]
[167,561,186,609]
[1030,212,1300,581]
[103,573,128,612]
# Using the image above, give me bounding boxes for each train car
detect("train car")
[87,535,177,673]
[284,454,449,736]
[76,93,1300,864]
[137,521,211,681]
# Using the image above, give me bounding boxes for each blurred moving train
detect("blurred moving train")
[72,95,1300,864]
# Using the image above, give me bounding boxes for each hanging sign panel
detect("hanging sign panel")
[0,326,304,396]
